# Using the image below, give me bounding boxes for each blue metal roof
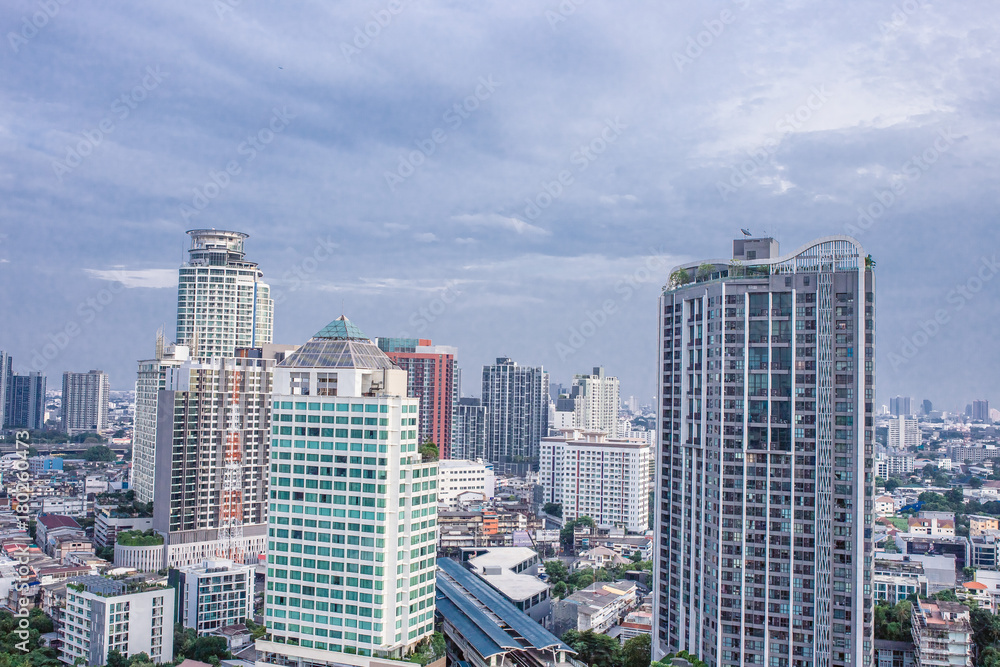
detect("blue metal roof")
[437,576,520,651]
[435,593,506,659]
[437,557,572,653]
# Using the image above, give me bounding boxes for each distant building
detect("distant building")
[5,371,45,430]
[437,459,495,509]
[873,558,927,605]
[0,351,10,428]
[874,640,915,667]
[888,417,921,450]
[94,508,153,549]
[482,357,549,476]
[875,450,915,479]
[874,496,895,515]
[59,576,174,666]
[61,370,110,435]
[453,397,487,461]
[973,399,991,423]
[170,559,254,634]
[552,580,638,638]
[970,515,1000,537]
[948,444,1000,465]
[907,516,954,536]
[921,399,933,416]
[539,429,650,533]
[29,456,64,475]
[567,367,620,435]
[377,337,458,458]
[890,396,912,417]
[910,599,973,667]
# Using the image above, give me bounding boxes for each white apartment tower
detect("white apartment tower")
[888,417,921,450]
[653,237,876,667]
[540,428,650,533]
[257,316,439,667]
[176,229,273,358]
[61,370,110,435]
[570,366,620,435]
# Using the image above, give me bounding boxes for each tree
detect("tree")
[418,439,439,461]
[922,463,937,478]
[106,649,128,667]
[561,630,621,667]
[933,472,951,488]
[874,601,912,642]
[972,477,985,489]
[932,589,959,602]
[82,445,116,462]
[543,502,562,518]
[188,636,231,663]
[622,633,651,667]
[552,581,567,599]
[630,550,643,563]
[545,560,569,583]
[885,478,901,493]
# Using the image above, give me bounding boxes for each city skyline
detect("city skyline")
[1,3,998,408]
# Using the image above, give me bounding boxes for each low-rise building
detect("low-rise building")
[465,548,550,623]
[169,559,254,634]
[551,580,638,638]
[59,575,174,666]
[910,599,973,667]
[898,534,969,570]
[94,509,154,548]
[437,459,495,510]
[874,558,927,605]
[875,496,895,515]
[876,553,957,595]
[874,639,915,667]
[907,516,955,536]
[969,515,1000,537]
[970,531,1000,570]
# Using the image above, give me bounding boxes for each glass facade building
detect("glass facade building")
[653,237,875,667]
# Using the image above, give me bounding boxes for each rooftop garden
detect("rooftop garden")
[116,529,163,547]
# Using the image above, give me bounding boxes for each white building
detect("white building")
[172,558,255,634]
[569,367,620,435]
[61,370,110,435]
[911,599,973,667]
[59,576,174,666]
[436,459,495,509]
[888,417,921,450]
[257,316,438,666]
[539,429,650,533]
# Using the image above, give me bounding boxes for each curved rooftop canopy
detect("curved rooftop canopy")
[278,315,398,370]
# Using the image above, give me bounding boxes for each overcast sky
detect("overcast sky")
[1,1,998,412]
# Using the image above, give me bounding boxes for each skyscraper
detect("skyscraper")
[973,399,990,423]
[0,351,10,428]
[481,357,549,476]
[5,371,46,430]
[889,396,910,417]
[376,337,458,458]
[175,229,273,358]
[453,397,487,460]
[888,416,921,450]
[61,370,110,435]
[568,366,620,435]
[921,399,933,416]
[653,236,875,667]
[257,316,438,666]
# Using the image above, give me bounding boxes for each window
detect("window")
[291,373,311,396]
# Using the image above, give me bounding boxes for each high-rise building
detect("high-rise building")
[376,337,458,458]
[888,417,921,450]
[568,366,620,435]
[139,346,288,567]
[175,229,273,358]
[0,351,10,428]
[921,399,933,416]
[59,576,174,666]
[5,371,46,430]
[539,428,650,533]
[481,357,549,476]
[453,397,487,460]
[170,558,255,634]
[653,236,875,667]
[889,396,911,417]
[973,399,990,423]
[61,370,110,435]
[257,316,439,666]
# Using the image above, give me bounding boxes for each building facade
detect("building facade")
[62,370,110,435]
[540,429,650,533]
[910,599,973,667]
[377,338,458,458]
[453,397,487,461]
[437,459,495,509]
[482,358,549,476]
[0,351,9,428]
[568,366,620,435]
[170,558,255,633]
[5,371,45,430]
[175,229,273,359]
[888,417,921,450]
[59,576,174,666]
[653,236,875,667]
[973,400,991,423]
[889,397,911,418]
[258,316,438,665]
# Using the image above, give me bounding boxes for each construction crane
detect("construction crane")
[217,355,244,562]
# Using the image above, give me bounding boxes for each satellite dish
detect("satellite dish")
[741,228,752,237]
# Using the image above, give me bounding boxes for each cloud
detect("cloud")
[414,232,437,243]
[451,213,550,236]
[85,268,178,289]
[598,194,638,205]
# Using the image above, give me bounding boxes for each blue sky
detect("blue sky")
[1,0,998,412]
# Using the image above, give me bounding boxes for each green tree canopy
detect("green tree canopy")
[622,633,651,667]
[561,630,621,667]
